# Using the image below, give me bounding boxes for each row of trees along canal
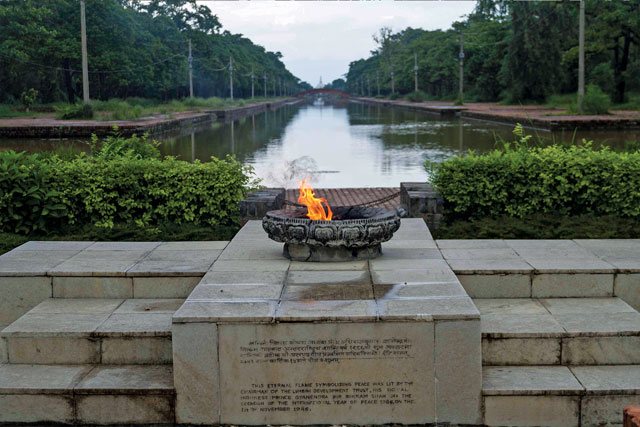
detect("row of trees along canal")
[340,0,640,105]
[0,0,313,104]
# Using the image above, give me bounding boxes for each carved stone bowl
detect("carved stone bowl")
[262,206,401,262]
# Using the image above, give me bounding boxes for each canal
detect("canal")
[1,101,637,188]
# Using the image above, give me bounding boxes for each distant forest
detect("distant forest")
[343,0,640,104]
[0,0,312,103]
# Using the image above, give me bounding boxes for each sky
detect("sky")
[200,1,478,85]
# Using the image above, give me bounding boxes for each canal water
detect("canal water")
[1,101,637,188]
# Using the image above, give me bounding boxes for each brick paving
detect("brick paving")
[285,187,400,211]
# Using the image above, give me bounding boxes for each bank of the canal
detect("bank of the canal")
[356,97,640,131]
[0,98,301,138]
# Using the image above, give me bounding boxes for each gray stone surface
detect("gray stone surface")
[474,298,548,315]
[506,239,583,249]
[532,273,614,298]
[173,322,219,424]
[173,300,276,323]
[540,297,635,314]
[571,365,640,395]
[435,320,482,424]
[383,239,437,249]
[75,394,174,424]
[133,276,201,298]
[436,239,509,249]
[52,277,133,298]
[378,297,479,321]
[0,364,91,394]
[101,337,173,365]
[0,394,75,423]
[29,298,123,315]
[217,239,284,260]
[0,276,52,324]
[6,336,100,364]
[377,247,443,260]
[554,312,640,335]
[289,260,367,271]
[74,365,173,394]
[286,270,371,285]
[447,259,534,274]
[276,299,378,322]
[200,270,287,285]
[481,314,565,338]
[369,258,450,271]
[113,299,184,314]
[458,274,531,298]
[13,241,94,251]
[218,322,436,425]
[525,257,615,273]
[483,366,584,395]
[616,273,640,311]
[189,283,283,300]
[2,313,109,337]
[484,395,580,427]
[563,336,640,365]
[372,269,459,285]
[156,241,228,250]
[50,250,149,276]
[210,259,290,272]
[0,334,6,364]
[95,313,173,337]
[0,250,76,276]
[374,282,467,299]
[85,241,162,251]
[282,283,373,301]
[440,248,520,260]
[483,337,561,366]
[580,395,640,427]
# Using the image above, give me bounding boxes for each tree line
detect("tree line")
[0,0,312,104]
[344,0,640,104]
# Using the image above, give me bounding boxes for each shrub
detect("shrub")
[582,84,611,115]
[428,127,640,220]
[404,90,427,103]
[49,154,253,229]
[20,88,38,112]
[0,151,66,233]
[55,103,94,120]
[389,93,401,100]
[89,129,160,161]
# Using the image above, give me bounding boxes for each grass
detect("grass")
[433,213,640,240]
[0,222,240,255]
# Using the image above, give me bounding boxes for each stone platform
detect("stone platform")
[0,221,639,425]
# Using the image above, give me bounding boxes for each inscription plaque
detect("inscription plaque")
[218,322,435,424]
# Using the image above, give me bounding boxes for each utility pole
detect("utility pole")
[188,39,194,99]
[376,71,380,96]
[229,56,234,101]
[251,67,254,99]
[459,33,464,103]
[414,52,418,93]
[577,0,585,113]
[80,0,90,104]
[263,71,267,98]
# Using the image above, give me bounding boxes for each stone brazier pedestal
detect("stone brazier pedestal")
[171,219,482,425]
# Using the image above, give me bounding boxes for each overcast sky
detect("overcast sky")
[201,1,477,85]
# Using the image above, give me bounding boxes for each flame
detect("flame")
[298,178,332,221]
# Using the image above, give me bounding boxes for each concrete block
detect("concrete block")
[581,396,640,427]
[6,337,100,364]
[75,395,174,424]
[616,273,640,311]
[563,336,640,365]
[52,276,132,298]
[101,337,173,364]
[0,394,75,423]
[435,320,482,424]
[484,395,580,427]
[133,276,201,298]
[532,273,614,298]
[378,297,479,321]
[0,276,51,324]
[483,366,584,395]
[458,274,531,298]
[173,322,219,424]
[483,338,561,365]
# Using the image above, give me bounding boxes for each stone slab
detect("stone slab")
[0,394,75,423]
[6,336,100,364]
[581,395,640,427]
[289,260,367,271]
[282,283,373,301]
[447,259,534,274]
[374,282,467,299]
[173,300,277,323]
[554,312,640,336]
[29,298,123,315]
[382,239,437,249]
[210,259,291,272]
[156,241,228,250]
[532,273,614,298]
[378,296,479,321]
[286,270,371,286]
[0,364,91,394]
[483,366,584,395]
[0,276,52,324]
[481,314,565,338]
[74,365,173,395]
[75,394,174,424]
[484,395,580,427]
[369,258,450,272]
[276,299,378,322]
[458,274,531,298]
[563,336,640,365]
[483,337,561,365]
[0,250,76,276]
[474,298,548,315]
[12,241,94,251]
[95,313,173,337]
[113,299,183,314]
[173,322,219,424]
[525,257,616,273]
[436,239,509,249]
[616,274,640,311]
[101,337,173,365]
[440,248,520,260]
[2,313,110,337]
[218,322,436,425]
[506,239,584,250]
[49,250,149,276]
[85,242,162,251]
[133,276,201,298]
[200,270,287,285]
[571,365,640,395]
[372,269,459,285]
[377,248,443,260]
[189,284,283,300]
[52,277,133,298]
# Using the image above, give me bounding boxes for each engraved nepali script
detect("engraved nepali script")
[239,337,414,364]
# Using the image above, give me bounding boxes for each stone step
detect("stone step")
[477,297,640,366]
[483,365,640,427]
[0,298,183,365]
[0,363,174,424]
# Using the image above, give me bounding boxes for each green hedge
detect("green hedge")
[429,142,640,220]
[0,144,253,233]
